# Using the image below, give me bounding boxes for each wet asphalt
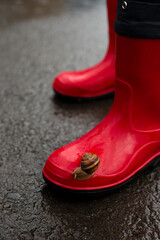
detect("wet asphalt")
[0,0,160,239]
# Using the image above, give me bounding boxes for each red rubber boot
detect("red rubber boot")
[43,34,160,196]
[53,0,117,99]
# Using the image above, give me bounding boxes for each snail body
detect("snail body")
[71,153,100,181]
[72,167,94,181]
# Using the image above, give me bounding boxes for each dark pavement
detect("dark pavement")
[0,0,160,239]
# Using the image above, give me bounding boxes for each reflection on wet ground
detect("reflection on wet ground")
[0,0,160,239]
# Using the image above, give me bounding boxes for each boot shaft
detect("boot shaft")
[115,35,160,132]
[106,0,117,54]
[114,0,160,132]
[107,0,117,36]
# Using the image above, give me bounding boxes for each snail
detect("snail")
[71,153,100,181]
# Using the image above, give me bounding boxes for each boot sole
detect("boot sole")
[54,89,115,102]
[43,155,160,198]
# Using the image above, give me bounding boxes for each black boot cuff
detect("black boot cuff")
[114,0,160,39]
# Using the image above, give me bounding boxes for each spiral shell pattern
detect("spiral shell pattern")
[81,153,100,174]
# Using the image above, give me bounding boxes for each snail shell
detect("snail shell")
[71,153,100,181]
[81,153,100,174]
